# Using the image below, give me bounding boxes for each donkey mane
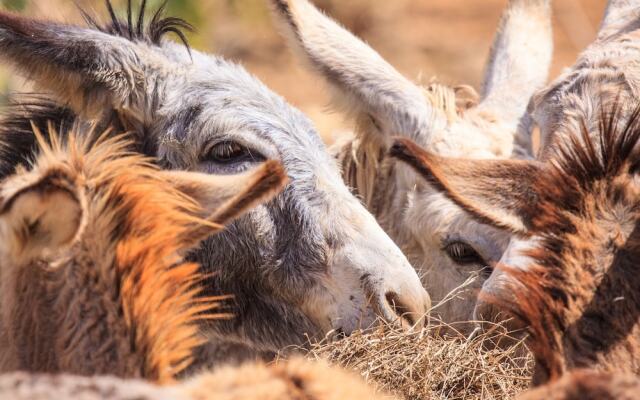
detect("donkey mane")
[529,104,640,233]
[34,128,220,381]
[82,0,192,51]
[488,103,640,381]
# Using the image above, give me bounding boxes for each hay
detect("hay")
[303,322,532,400]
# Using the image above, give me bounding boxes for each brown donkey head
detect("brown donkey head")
[390,105,640,385]
[0,126,287,382]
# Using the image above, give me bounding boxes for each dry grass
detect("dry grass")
[302,322,532,400]
[299,276,534,399]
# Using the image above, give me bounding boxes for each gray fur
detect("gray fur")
[532,0,640,157]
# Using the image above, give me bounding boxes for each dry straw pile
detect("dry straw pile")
[303,321,532,400]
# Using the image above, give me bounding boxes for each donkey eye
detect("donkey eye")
[205,141,254,163]
[444,241,486,266]
[200,141,265,173]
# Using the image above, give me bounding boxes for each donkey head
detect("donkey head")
[0,2,429,359]
[268,0,552,324]
[529,0,640,159]
[391,105,640,384]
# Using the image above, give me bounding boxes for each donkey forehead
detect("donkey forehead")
[429,116,514,159]
[406,189,509,261]
[157,50,330,159]
[498,236,541,270]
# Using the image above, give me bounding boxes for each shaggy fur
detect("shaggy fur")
[378,0,640,333]
[0,358,392,400]
[0,127,287,382]
[488,107,640,384]
[531,1,640,157]
[0,1,428,364]
[517,370,640,400]
[268,0,552,326]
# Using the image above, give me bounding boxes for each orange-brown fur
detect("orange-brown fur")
[518,370,640,400]
[0,127,287,383]
[517,370,640,400]
[0,126,385,400]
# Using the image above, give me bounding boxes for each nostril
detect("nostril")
[385,291,419,327]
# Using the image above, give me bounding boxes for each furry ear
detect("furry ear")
[0,10,145,116]
[0,169,82,263]
[162,160,288,242]
[598,0,640,39]
[268,0,439,145]
[390,138,541,234]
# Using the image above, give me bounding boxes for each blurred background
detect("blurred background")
[0,0,607,143]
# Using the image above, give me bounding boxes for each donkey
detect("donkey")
[267,0,553,325]
[0,126,288,381]
[390,104,640,384]
[0,1,429,363]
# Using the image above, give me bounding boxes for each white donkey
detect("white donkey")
[268,0,553,326]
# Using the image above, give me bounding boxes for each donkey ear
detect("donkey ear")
[0,11,143,115]
[162,160,288,237]
[268,0,439,144]
[477,0,552,147]
[390,138,541,235]
[598,0,640,39]
[0,170,82,262]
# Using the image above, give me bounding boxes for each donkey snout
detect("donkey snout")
[360,265,431,331]
[381,288,431,330]
[333,196,431,331]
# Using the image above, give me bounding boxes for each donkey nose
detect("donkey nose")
[474,298,528,344]
[380,287,431,330]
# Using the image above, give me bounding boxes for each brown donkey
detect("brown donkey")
[388,105,640,387]
[0,126,287,383]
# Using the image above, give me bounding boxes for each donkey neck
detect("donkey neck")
[535,194,640,377]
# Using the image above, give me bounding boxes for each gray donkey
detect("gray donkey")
[0,1,429,367]
[268,0,552,327]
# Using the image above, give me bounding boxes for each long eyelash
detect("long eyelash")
[445,242,485,265]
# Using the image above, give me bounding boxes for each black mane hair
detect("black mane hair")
[80,0,193,52]
[527,103,640,234]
